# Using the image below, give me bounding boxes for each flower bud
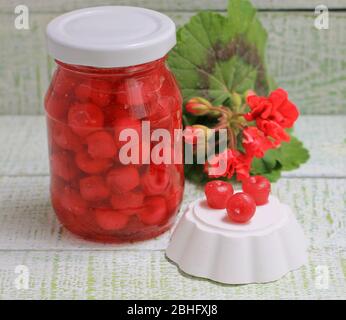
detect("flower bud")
[184,124,213,145]
[231,92,242,108]
[192,125,213,156]
[185,97,212,116]
[192,124,213,140]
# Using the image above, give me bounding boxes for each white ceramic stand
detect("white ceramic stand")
[166,195,308,284]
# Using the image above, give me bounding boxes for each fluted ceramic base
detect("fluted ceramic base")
[166,195,308,284]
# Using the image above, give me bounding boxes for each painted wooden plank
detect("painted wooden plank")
[283,115,346,178]
[0,116,49,176]
[0,115,345,177]
[1,0,345,13]
[0,11,345,115]
[0,247,344,299]
[0,176,345,252]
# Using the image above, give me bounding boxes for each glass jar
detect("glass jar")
[45,6,184,242]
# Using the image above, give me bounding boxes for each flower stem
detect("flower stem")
[227,128,237,150]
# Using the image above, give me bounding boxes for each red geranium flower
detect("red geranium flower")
[234,151,253,181]
[257,119,290,145]
[242,126,274,158]
[204,149,236,179]
[204,149,253,181]
[245,88,299,129]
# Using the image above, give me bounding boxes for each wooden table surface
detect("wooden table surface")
[0,0,345,299]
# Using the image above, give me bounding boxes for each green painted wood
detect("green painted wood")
[0,115,345,177]
[0,11,346,115]
[0,247,344,299]
[1,0,345,13]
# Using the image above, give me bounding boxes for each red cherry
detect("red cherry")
[52,123,83,152]
[68,102,104,137]
[50,175,65,194]
[90,80,112,107]
[106,166,140,193]
[60,187,88,216]
[50,177,67,214]
[52,69,78,96]
[141,164,171,195]
[103,105,130,126]
[159,78,172,96]
[51,190,64,214]
[149,96,174,128]
[115,79,152,106]
[75,150,112,174]
[242,176,271,205]
[166,167,184,213]
[79,176,110,202]
[124,214,146,232]
[166,188,183,214]
[113,117,142,147]
[226,192,256,223]
[50,152,79,181]
[205,180,234,209]
[151,144,176,165]
[75,83,92,102]
[94,208,129,231]
[118,138,150,166]
[110,191,144,210]
[129,103,150,120]
[45,91,70,120]
[138,196,167,225]
[138,139,151,165]
[86,131,117,159]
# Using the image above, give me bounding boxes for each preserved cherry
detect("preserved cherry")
[86,131,117,159]
[45,7,183,242]
[45,58,183,242]
[50,152,79,181]
[68,102,104,137]
[75,150,113,174]
[95,208,130,231]
[79,175,110,202]
[139,196,168,226]
[52,123,83,152]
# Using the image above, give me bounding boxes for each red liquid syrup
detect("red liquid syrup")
[45,57,184,242]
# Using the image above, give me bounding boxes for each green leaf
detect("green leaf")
[266,136,310,171]
[250,134,309,182]
[227,0,268,60]
[168,0,270,107]
[261,167,282,182]
[184,164,208,184]
[227,0,257,36]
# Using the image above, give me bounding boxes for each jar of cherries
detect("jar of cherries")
[45,6,184,242]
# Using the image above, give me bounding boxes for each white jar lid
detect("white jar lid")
[46,6,176,68]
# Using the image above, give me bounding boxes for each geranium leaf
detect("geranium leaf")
[266,136,310,171]
[250,134,309,181]
[168,0,270,107]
